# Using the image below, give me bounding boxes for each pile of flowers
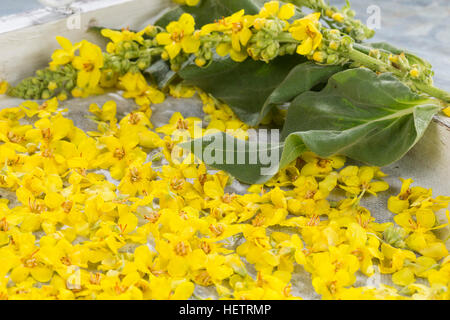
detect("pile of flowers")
[0,86,448,299]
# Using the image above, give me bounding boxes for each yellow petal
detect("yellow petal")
[392,268,415,286]
[278,4,295,20]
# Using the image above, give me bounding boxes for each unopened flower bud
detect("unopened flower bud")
[313,51,327,63]
[195,57,206,67]
[48,81,58,91]
[383,225,406,248]
[161,51,169,60]
[329,41,340,51]
[326,54,339,64]
[332,13,344,23]
[325,9,334,18]
[41,90,51,100]
[409,68,420,78]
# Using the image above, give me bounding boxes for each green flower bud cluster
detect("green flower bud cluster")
[278,43,297,57]
[194,37,217,67]
[166,52,191,72]
[247,19,288,62]
[313,29,354,65]
[354,44,434,85]
[104,40,158,75]
[288,0,375,42]
[10,65,77,100]
[383,225,407,249]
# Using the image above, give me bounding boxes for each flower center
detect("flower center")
[61,200,73,213]
[113,147,125,160]
[7,131,23,144]
[128,112,140,125]
[317,158,330,168]
[28,199,47,214]
[200,241,211,254]
[130,167,141,182]
[0,217,8,232]
[170,30,185,43]
[306,25,316,38]
[174,241,189,256]
[41,128,52,141]
[209,224,224,237]
[170,177,185,191]
[60,256,71,266]
[83,62,95,72]
[144,211,161,223]
[176,118,189,130]
[232,22,243,33]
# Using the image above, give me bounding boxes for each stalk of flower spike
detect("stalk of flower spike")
[9,2,450,104]
[9,64,77,100]
[346,48,450,102]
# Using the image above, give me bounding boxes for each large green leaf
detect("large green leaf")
[281,68,440,166]
[179,131,306,184]
[179,56,342,126]
[180,68,440,184]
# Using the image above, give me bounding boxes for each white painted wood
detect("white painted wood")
[0,0,172,83]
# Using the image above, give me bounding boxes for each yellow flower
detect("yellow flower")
[388,178,414,214]
[379,243,416,274]
[331,12,344,23]
[289,13,323,55]
[299,152,345,176]
[443,106,450,117]
[173,0,200,6]
[120,72,165,107]
[101,28,145,53]
[148,276,195,300]
[258,1,296,20]
[10,248,54,284]
[89,100,117,124]
[94,135,147,180]
[156,112,202,137]
[20,98,59,118]
[202,10,255,62]
[72,41,104,89]
[50,36,81,69]
[339,166,389,196]
[0,80,9,95]
[118,160,155,197]
[156,13,201,59]
[308,245,360,299]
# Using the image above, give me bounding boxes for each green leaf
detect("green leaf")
[179,54,303,125]
[145,59,177,89]
[179,55,342,126]
[281,68,440,166]
[155,0,265,28]
[180,68,439,184]
[179,131,306,184]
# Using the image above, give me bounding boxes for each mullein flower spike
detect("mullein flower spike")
[10,1,450,103]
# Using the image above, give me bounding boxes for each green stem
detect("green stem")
[412,81,450,103]
[348,48,450,103]
[347,48,400,76]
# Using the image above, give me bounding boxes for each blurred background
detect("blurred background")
[0,0,448,89]
[0,0,43,16]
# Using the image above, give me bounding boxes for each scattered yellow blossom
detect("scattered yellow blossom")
[156,13,201,59]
